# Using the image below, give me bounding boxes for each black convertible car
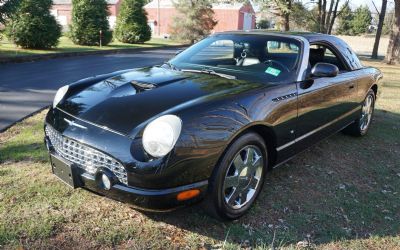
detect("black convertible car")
[45,31,382,219]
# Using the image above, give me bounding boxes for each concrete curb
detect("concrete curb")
[0,105,50,133]
[0,45,185,64]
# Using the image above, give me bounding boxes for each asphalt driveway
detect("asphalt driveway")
[0,47,180,131]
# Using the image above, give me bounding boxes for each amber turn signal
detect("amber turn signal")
[176,189,200,201]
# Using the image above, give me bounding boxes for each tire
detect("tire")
[343,89,376,137]
[203,132,268,220]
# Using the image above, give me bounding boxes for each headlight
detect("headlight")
[142,115,182,158]
[53,85,69,108]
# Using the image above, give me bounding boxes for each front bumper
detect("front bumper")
[81,169,208,210]
[45,136,208,210]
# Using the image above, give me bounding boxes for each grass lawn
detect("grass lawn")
[338,35,389,57]
[0,59,399,249]
[0,36,180,58]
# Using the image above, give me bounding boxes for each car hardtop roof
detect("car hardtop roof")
[213,30,363,71]
[214,30,339,43]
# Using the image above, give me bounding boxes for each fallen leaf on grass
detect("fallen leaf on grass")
[384,216,393,221]
[296,240,313,248]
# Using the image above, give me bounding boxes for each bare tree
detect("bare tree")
[385,0,400,64]
[258,0,345,33]
[309,0,347,34]
[327,0,341,34]
[372,0,388,59]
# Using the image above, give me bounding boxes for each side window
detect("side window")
[191,40,234,61]
[267,41,299,54]
[309,44,347,72]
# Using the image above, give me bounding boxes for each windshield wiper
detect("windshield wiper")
[181,68,236,80]
[162,61,179,71]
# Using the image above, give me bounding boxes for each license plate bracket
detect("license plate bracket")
[50,154,82,188]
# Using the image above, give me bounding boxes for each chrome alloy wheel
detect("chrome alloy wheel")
[223,145,264,210]
[360,94,374,131]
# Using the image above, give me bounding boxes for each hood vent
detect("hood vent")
[131,80,156,93]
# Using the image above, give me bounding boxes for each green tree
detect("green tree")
[0,0,20,25]
[351,5,372,35]
[171,0,217,44]
[5,0,61,48]
[336,4,354,35]
[115,0,151,43]
[70,0,112,46]
[304,6,321,32]
[290,1,309,31]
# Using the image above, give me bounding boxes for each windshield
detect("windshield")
[170,34,302,83]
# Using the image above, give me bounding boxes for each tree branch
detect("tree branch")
[371,0,380,16]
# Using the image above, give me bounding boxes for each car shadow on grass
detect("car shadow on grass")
[142,109,400,248]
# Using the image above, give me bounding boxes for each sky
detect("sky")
[252,0,396,13]
[348,0,396,12]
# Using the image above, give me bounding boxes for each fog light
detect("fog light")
[101,173,111,190]
[177,189,200,201]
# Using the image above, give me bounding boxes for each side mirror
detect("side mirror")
[311,63,339,78]
[175,49,183,56]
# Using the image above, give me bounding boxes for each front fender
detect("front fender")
[170,100,255,185]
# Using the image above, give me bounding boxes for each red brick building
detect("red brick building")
[51,0,122,30]
[144,0,256,36]
[51,0,256,34]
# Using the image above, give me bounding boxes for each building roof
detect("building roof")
[53,0,119,4]
[145,0,251,10]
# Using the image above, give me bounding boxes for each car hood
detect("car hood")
[58,66,265,136]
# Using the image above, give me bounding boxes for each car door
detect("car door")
[295,43,358,149]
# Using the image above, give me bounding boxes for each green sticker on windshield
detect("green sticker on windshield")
[265,67,281,77]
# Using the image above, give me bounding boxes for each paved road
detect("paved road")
[0,47,180,131]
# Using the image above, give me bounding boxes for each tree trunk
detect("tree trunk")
[385,0,400,64]
[325,0,335,33]
[320,0,327,33]
[284,0,291,31]
[279,0,291,31]
[283,13,290,31]
[328,0,340,34]
[372,0,388,59]
[317,0,322,32]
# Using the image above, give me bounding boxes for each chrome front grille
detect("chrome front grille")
[45,125,128,185]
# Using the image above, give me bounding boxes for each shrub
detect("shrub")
[115,0,151,43]
[70,0,112,46]
[6,0,61,49]
[257,19,270,29]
